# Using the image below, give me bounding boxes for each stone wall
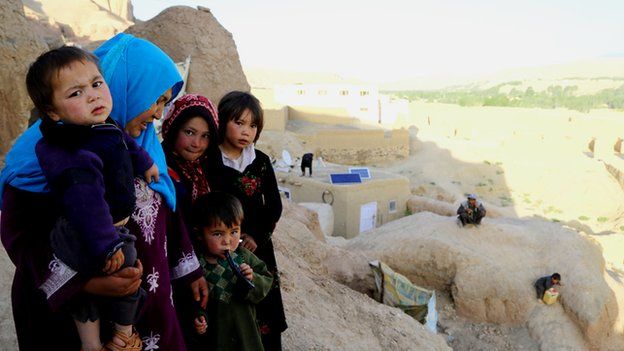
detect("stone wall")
[263,106,288,132]
[288,106,360,125]
[302,129,409,165]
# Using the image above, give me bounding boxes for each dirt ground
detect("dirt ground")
[436,293,539,351]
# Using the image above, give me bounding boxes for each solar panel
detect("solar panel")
[348,167,371,179]
[330,173,362,184]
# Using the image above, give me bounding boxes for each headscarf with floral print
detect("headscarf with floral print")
[162,94,219,202]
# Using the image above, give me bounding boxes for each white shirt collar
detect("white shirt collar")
[220,144,256,172]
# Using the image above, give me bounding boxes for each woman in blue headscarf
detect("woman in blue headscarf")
[0,34,206,350]
[94,33,208,351]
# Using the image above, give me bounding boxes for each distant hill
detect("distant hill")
[382,58,624,92]
[489,58,624,82]
[382,58,624,113]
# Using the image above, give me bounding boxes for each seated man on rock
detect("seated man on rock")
[457,194,486,226]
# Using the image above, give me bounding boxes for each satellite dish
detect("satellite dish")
[282,150,293,166]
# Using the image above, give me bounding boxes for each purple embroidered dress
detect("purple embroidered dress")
[95,33,201,350]
[129,180,202,350]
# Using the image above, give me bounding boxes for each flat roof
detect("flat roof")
[276,162,407,185]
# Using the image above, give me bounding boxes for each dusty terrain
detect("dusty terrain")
[256,100,624,349]
[364,102,624,349]
[387,101,624,277]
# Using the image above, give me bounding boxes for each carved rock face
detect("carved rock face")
[125,6,250,104]
[0,0,48,167]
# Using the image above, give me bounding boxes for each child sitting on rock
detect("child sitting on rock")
[189,192,274,350]
[534,272,561,301]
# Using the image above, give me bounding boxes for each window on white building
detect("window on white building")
[318,90,327,95]
[360,90,370,96]
[388,200,397,213]
[339,90,349,96]
[297,89,305,95]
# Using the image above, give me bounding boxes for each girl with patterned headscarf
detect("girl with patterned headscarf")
[161,93,219,214]
[160,94,222,348]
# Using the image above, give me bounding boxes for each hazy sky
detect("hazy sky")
[133,0,624,82]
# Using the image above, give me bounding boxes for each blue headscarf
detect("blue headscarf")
[0,121,47,209]
[0,33,182,210]
[95,33,183,210]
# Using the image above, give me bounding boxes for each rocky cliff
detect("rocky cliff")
[22,0,133,44]
[0,0,49,167]
[126,6,250,103]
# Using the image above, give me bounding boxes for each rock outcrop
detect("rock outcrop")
[0,247,16,349]
[298,202,334,237]
[274,202,451,350]
[343,212,624,350]
[0,0,49,167]
[93,0,134,22]
[125,6,250,103]
[22,0,133,44]
[408,195,508,218]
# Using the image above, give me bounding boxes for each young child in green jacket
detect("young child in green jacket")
[190,191,273,351]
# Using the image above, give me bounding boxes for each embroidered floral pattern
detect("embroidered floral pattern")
[170,251,200,279]
[132,179,161,245]
[147,266,160,293]
[164,237,168,257]
[142,331,161,351]
[40,255,77,299]
[239,173,262,196]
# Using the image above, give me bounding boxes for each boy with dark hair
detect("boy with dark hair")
[28,45,159,351]
[189,191,273,350]
[534,273,562,300]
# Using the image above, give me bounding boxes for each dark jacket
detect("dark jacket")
[457,200,486,220]
[205,148,282,256]
[36,118,153,263]
[534,275,558,299]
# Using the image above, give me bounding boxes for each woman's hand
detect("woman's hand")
[240,233,257,252]
[84,259,143,297]
[190,276,209,309]
[144,164,160,183]
[239,263,254,281]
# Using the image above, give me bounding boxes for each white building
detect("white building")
[274,83,408,126]
[275,84,380,124]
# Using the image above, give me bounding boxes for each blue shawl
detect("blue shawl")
[95,33,183,210]
[0,33,182,210]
